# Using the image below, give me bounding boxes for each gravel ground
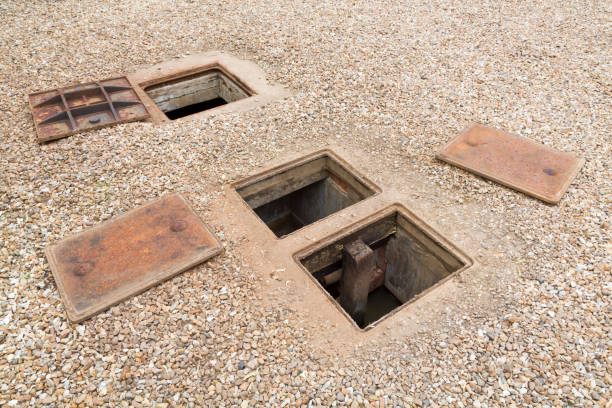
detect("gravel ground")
[0,0,610,407]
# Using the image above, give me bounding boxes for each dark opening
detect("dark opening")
[300,209,467,329]
[324,281,402,326]
[164,97,227,120]
[236,154,378,238]
[253,178,353,237]
[145,68,251,120]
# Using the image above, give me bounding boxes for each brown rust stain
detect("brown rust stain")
[329,172,350,194]
[46,193,222,322]
[29,77,150,143]
[436,124,584,204]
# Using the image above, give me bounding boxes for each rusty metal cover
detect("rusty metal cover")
[29,76,149,143]
[45,193,222,322]
[436,124,584,204]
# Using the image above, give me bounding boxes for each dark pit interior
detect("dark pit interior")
[163,97,227,120]
[145,68,251,120]
[299,210,467,329]
[236,154,377,238]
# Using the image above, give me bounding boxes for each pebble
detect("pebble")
[0,1,607,407]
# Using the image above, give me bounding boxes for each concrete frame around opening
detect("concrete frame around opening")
[293,203,473,331]
[232,149,382,241]
[128,51,292,123]
[213,146,475,339]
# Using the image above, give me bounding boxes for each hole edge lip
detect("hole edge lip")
[142,66,255,98]
[127,52,291,124]
[141,65,255,121]
[231,148,382,193]
[290,201,475,332]
[230,148,383,241]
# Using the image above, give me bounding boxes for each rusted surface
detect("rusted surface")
[369,266,385,291]
[29,77,149,143]
[321,266,384,292]
[436,124,584,204]
[45,194,222,322]
[338,239,376,326]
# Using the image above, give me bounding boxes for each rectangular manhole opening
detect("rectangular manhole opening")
[144,68,252,120]
[298,208,470,330]
[235,152,378,238]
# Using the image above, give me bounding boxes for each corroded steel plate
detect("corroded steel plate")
[436,124,584,204]
[29,76,149,143]
[46,194,222,322]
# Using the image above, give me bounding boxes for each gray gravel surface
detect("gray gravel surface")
[0,0,610,407]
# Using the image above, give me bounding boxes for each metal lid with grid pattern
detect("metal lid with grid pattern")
[29,76,149,142]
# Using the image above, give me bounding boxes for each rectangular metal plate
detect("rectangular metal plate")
[45,193,222,322]
[29,76,150,143]
[436,124,584,204]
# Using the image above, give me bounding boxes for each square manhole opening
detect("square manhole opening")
[144,68,253,120]
[234,151,379,238]
[296,206,472,330]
